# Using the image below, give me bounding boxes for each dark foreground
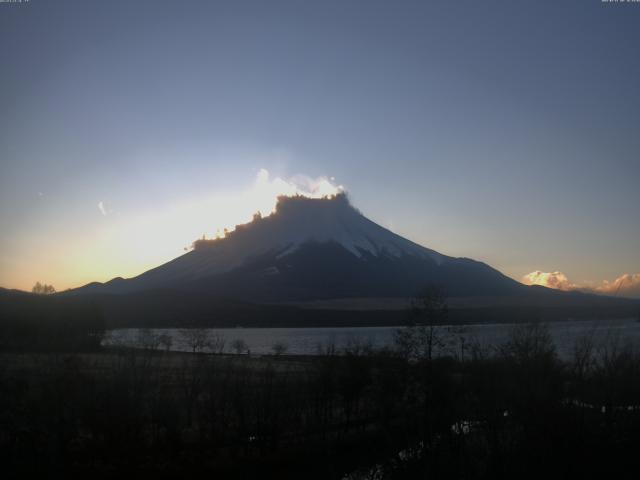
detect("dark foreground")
[2,323,640,479]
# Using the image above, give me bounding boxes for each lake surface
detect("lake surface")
[105,318,640,360]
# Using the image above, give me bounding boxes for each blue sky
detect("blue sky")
[1,0,639,295]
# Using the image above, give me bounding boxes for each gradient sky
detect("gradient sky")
[1,0,639,294]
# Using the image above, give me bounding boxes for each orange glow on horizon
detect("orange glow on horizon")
[0,169,344,292]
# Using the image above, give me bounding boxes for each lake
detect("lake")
[105,318,640,360]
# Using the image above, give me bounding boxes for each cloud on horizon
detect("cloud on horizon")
[522,271,640,299]
[521,271,576,291]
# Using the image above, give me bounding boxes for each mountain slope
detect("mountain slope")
[70,194,523,300]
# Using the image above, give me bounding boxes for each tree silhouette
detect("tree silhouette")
[32,281,56,295]
[395,285,448,361]
[231,338,247,354]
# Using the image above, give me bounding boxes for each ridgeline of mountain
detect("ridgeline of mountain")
[70,194,524,300]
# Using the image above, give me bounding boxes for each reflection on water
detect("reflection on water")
[105,318,640,360]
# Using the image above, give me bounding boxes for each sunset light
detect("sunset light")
[1,169,343,292]
[2,2,640,476]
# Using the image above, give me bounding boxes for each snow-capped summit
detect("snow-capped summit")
[71,194,522,299]
[196,194,444,262]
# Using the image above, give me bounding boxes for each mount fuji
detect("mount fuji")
[72,194,523,300]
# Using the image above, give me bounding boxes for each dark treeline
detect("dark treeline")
[0,290,105,352]
[2,322,640,479]
[66,289,640,328]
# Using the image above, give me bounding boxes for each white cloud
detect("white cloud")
[594,273,640,298]
[522,270,640,299]
[521,271,576,291]
[98,201,108,216]
[185,169,344,249]
[255,168,343,202]
[245,168,344,218]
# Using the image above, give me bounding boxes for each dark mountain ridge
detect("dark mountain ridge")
[69,194,523,299]
[49,194,639,326]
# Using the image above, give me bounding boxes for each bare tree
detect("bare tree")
[210,332,226,354]
[446,324,469,362]
[272,341,288,356]
[179,328,211,353]
[231,338,248,355]
[158,333,173,352]
[498,322,556,364]
[572,330,597,380]
[136,328,161,351]
[395,285,448,362]
[32,281,56,295]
